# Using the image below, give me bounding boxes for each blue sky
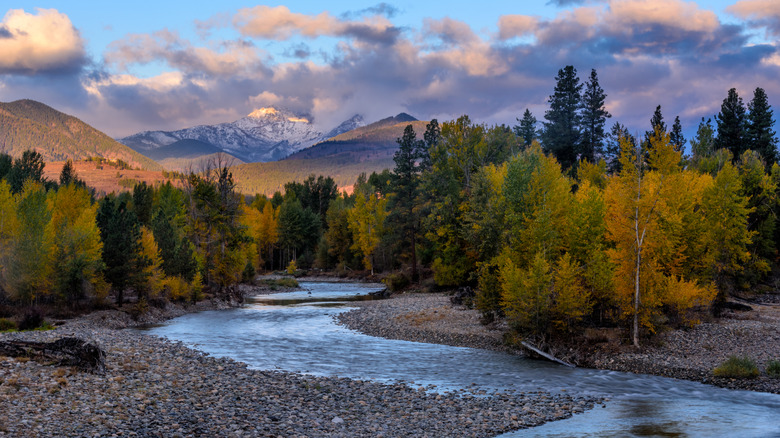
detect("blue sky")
[1,1,779,139]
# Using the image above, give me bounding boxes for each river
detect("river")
[143,282,780,437]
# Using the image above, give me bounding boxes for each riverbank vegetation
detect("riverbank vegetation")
[0,65,777,350]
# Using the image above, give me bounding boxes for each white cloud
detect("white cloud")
[0,8,86,74]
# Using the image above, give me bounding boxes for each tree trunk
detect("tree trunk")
[0,338,106,373]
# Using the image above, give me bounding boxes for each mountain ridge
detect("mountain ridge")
[120,108,365,163]
[0,99,162,171]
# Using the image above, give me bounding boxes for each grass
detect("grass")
[713,356,760,379]
[767,360,780,378]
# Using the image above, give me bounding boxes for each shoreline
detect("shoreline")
[336,291,780,395]
[0,281,601,437]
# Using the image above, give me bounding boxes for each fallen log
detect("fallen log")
[520,341,576,368]
[0,337,106,373]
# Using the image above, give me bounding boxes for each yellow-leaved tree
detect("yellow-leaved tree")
[348,187,387,274]
[606,129,717,346]
[47,183,107,305]
[5,181,54,303]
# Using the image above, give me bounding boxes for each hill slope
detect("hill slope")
[285,113,424,161]
[0,100,162,171]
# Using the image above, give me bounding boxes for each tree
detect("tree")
[132,182,154,226]
[388,124,424,281]
[514,109,537,148]
[670,116,686,153]
[542,66,582,170]
[605,134,666,347]
[579,69,611,162]
[646,105,666,140]
[605,122,634,174]
[348,186,387,274]
[59,159,82,187]
[3,181,53,303]
[746,87,777,167]
[48,184,106,305]
[97,194,147,305]
[8,150,46,194]
[715,88,747,159]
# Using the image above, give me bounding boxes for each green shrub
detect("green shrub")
[0,317,17,331]
[713,356,759,379]
[767,360,780,378]
[384,273,410,292]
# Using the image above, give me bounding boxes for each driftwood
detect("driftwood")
[520,341,576,368]
[0,337,106,373]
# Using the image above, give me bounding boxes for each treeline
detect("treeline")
[0,152,256,313]
[276,66,778,347]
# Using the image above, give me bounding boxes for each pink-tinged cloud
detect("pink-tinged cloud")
[232,5,398,45]
[105,30,268,77]
[497,15,540,40]
[728,0,780,36]
[0,8,86,74]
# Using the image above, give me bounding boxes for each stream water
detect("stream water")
[142,282,780,437]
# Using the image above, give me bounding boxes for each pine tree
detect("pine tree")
[389,124,424,281]
[8,150,46,194]
[97,195,146,305]
[670,116,686,153]
[715,88,747,160]
[648,105,666,137]
[542,65,582,170]
[579,69,611,162]
[514,109,537,148]
[746,87,777,167]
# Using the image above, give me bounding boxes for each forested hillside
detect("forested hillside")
[0,100,161,171]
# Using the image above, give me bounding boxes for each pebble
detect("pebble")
[0,286,601,437]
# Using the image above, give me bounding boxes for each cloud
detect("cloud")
[6,1,780,145]
[105,30,268,76]
[547,0,588,5]
[342,3,400,19]
[498,15,539,40]
[232,5,399,45]
[728,0,780,36]
[0,8,86,75]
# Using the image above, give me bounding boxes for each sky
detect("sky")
[1,1,779,140]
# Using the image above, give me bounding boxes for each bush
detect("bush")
[18,308,44,331]
[384,273,410,292]
[767,360,780,378]
[713,356,759,379]
[0,317,17,331]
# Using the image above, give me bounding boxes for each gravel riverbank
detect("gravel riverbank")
[337,292,780,395]
[0,286,601,437]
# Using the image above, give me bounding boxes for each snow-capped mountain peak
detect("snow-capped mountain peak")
[120,108,364,163]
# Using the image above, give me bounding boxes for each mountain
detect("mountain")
[120,109,365,163]
[230,113,428,195]
[0,99,162,171]
[284,113,425,161]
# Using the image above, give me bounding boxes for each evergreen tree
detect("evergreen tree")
[132,182,154,226]
[420,119,440,172]
[670,116,686,153]
[715,88,747,160]
[605,122,634,175]
[579,69,611,162]
[645,105,666,141]
[389,124,424,281]
[746,87,778,167]
[8,150,46,194]
[0,154,12,181]
[542,65,582,170]
[97,195,147,305]
[514,109,537,148]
